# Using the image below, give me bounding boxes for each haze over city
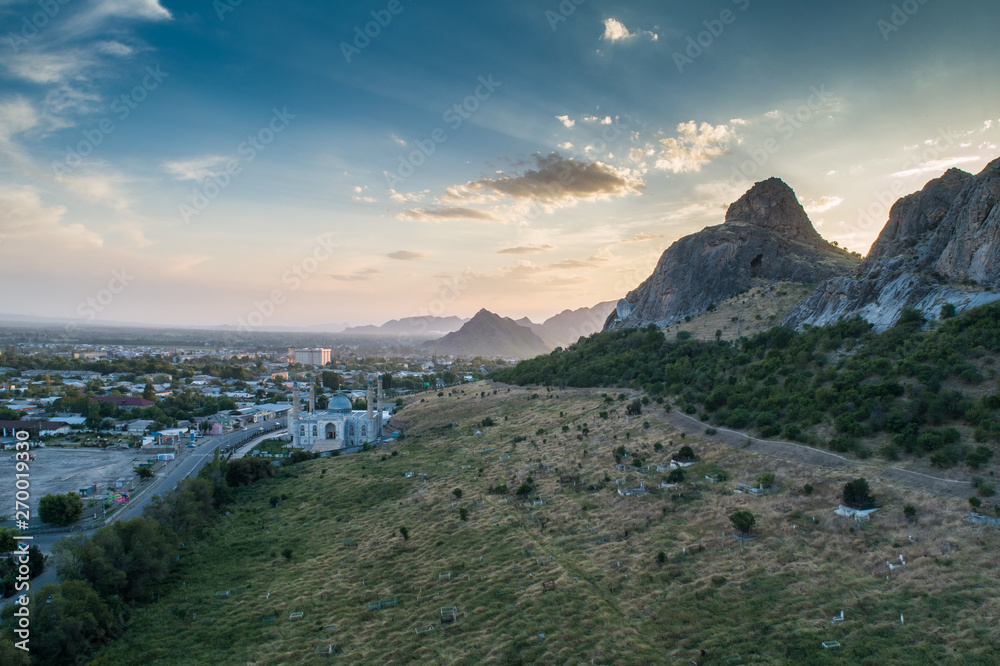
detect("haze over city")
[2,0,999,327]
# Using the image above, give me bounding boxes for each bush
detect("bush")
[728,509,755,534]
[666,469,686,484]
[135,466,154,479]
[969,496,982,508]
[452,488,462,499]
[282,547,293,561]
[842,478,877,510]
[756,472,775,489]
[269,495,280,508]
[656,551,666,564]
[903,504,916,520]
[675,445,697,462]
[978,483,996,497]
[705,427,717,435]
[459,507,468,521]
[515,482,534,497]
[803,483,813,495]
[38,492,83,527]
[626,399,642,416]
[940,303,956,319]
[399,527,409,541]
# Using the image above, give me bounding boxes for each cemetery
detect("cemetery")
[94,381,1000,664]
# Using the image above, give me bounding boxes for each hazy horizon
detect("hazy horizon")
[2,0,999,328]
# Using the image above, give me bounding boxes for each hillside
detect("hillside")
[496,301,1000,474]
[424,309,551,359]
[605,178,860,331]
[82,382,999,664]
[786,158,1000,330]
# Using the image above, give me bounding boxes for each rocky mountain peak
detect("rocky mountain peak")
[725,177,819,240]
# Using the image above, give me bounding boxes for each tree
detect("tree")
[135,466,154,480]
[903,505,916,521]
[675,445,697,462]
[626,399,642,416]
[38,492,83,526]
[842,478,877,510]
[459,507,468,522]
[26,580,116,664]
[399,526,409,541]
[452,488,462,499]
[142,382,155,401]
[756,472,775,489]
[666,468,686,483]
[729,509,756,534]
[321,371,342,391]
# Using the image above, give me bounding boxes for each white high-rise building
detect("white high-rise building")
[293,348,331,366]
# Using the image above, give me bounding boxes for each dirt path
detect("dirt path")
[659,409,973,499]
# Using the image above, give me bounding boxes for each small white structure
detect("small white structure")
[834,505,878,521]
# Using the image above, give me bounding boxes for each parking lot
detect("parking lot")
[0,446,150,519]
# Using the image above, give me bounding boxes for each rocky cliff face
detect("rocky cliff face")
[605,178,859,330]
[784,158,1000,331]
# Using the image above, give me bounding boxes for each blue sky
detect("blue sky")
[1,0,999,328]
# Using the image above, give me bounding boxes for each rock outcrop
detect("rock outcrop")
[423,309,551,359]
[784,158,1000,331]
[605,178,860,330]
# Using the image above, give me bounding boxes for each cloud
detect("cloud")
[75,0,172,28]
[452,152,643,205]
[622,232,663,243]
[330,268,382,282]
[388,189,428,204]
[655,121,738,173]
[557,142,574,150]
[556,115,575,128]
[0,185,102,248]
[55,170,131,210]
[601,18,658,43]
[401,207,496,222]
[803,196,844,215]
[390,132,406,146]
[890,155,982,179]
[498,245,555,255]
[163,155,232,182]
[0,98,38,145]
[387,250,427,261]
[352,185,376,204]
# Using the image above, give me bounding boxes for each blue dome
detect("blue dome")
[328,395,352,413]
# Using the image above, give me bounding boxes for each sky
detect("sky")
[1,0,999,330]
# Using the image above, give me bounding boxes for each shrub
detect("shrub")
[38,492,83,527]
[903,504,916,520]
[269,495,279,508]
[940,303,956,319]
[675,445,697,462]
[459,507,468,521]
[515,482,534,497]
[399,527,409,541]
[666,469,686,484]
[282,547,293,561]
[969,496,982,508]
[803,483,813,495]
[842,478,877,510]
[656,551,666,564]
[978,483,996,497]
[728,509,755,534]
[452,488,462,499]
[756,472,775,489]
[705,427,717,435]
[135,466,154,479]
[626,399,642,416]
[653,442,663,452]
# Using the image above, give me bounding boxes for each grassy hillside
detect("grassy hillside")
[663,281,816,343]
[90,383,999,664]
[495,303,1000,474]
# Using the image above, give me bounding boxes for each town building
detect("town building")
[291,375,389,453]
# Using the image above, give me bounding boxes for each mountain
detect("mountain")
[604,178,860,330]
[423,309,551,358]
[519,302,617,347]
[785,158,1000,331]
[340,316,467,338]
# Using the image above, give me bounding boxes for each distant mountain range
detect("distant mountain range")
[340,316,467,338]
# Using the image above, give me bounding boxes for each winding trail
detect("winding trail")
[659,408,973,499]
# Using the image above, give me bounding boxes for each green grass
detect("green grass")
[93,383,1000,664]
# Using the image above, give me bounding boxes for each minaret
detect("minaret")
[292,382,300,420]
[366,377,374,420]
[376,374,384,440]
[308,380,315,413]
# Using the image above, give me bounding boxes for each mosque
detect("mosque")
[291,374,389,452]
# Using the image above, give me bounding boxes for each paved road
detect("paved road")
[116,419,286,519]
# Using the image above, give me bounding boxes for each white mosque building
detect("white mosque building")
[291,374,390,452]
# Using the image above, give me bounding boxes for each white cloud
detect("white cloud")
[557,141,574,150]
[0,185,102,248]
[95,41,134,56]
[163,155,232,182]
[654,121,737,174]
[890,155,982,179]
[601,18,658,43]
[556,115,575,128]
[803,196,844,215]
[390,132,406,146]
[0,98,38,144]
[55,169,131,210]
